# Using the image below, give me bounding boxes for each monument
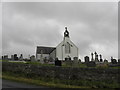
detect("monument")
[99,54,103,62]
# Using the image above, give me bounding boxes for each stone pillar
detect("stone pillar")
[99,54,103,62]
[94,52,99,62]
[84,56,89,63]
[91,53,94,61]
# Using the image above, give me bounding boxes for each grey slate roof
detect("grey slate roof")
[36,46,56,54]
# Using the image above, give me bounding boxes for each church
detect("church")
[36,27,79,61]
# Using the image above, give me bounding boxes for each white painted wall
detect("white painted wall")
[56,41,63,60]
[56,37,78,60]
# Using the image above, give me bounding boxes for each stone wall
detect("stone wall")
[2,62,120,85]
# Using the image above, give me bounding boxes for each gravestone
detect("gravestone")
[104,59,108,64]
[11,55,14,60]
[95,52,99,62]
[73,57,78,60]
[19,54,23,61]
[3,55,8,60]
[30,55,35,62]
[72,57,79,67]
[86,61,96,67]
[111,57,117,64]
[14,54,18,60]
[65,57,71,61]
[99,54,103,62]
[91,53,94,61]
[55,58,62,66]
[84,56,89,63]
[65,57,72,67]
[65,60,72,67]
[2,56,3,60]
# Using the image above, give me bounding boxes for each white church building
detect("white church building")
[36,27,78,61]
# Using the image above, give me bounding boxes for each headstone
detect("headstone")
[99,54,103,62]
[4,55,8,60]
[65,60,72,67]
[111,58,117,64]
[73,57,78,60]
[72,57,79,67]
[94,52,99,62]
[104,59,108,64]
[55,58,62,66]
[65,57,72,66]
[11,55,14,60]
[2,56,3,60]
[84,56,89,63]
[65,57,71,61]
[91,53,94,61]
[30,55,35,62]
[14,54,18,60]
[86,61,96,67]
[19,54,23,61]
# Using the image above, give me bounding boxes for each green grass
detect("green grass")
[2,72,89,88]
[2,71,120,88]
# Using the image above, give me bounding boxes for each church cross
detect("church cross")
[65,27,67,31]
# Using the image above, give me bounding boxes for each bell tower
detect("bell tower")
[64,27,69,38]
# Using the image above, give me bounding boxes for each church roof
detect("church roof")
[36,46,56,54]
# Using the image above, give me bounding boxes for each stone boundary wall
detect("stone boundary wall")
[2,62,120,83]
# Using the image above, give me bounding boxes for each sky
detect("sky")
[2,2,118,61]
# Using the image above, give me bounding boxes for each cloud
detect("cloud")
[2,2,118,60]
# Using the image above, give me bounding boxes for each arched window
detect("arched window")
[65,42,71,54]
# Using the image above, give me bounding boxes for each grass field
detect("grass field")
[2,71,120,88]
[2,72,90,88]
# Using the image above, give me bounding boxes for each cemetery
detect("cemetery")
[2,27,120,88]
[2,50,120,88]
[2,53,120,88]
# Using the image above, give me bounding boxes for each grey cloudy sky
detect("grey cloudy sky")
[2,2,118,61]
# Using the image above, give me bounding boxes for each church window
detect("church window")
[65,42,71,54]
